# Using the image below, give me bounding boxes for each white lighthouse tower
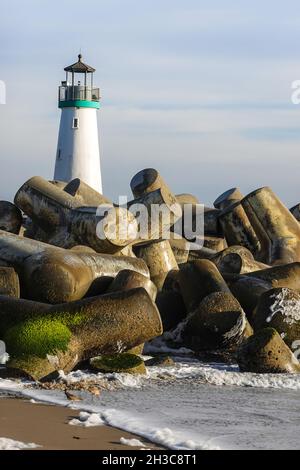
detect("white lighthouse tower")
[54,54,102,192]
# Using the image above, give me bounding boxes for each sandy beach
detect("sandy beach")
[0,397,161,450]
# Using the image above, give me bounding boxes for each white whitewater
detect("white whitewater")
[1,355,300,450]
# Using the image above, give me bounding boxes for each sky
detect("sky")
[1,0,300,207]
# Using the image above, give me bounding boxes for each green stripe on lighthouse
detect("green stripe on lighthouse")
[59,100,100,109]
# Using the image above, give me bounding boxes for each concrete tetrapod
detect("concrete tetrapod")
[14,176,138,253]
[107,269,157,302]
[182,291,253,351]
[229,276,271,324]
[134,240,179,290]
[0,267,20,298]
[241,187,300,265]
[90,354,146,375]
[244,263,300,293]
[218,201,261,258]
[212,246,269,275]
[290,203,300,222]
[214,188,243,211]
[63,178,112,206]
[178,259,230,313]
[130,168,172,199]
[0,230,149,303]
[175,194,200,206]
[252,287,300,350]
[237,328,300,374]
[155,290,187,332]
[0,288,163,381]
[0,201,23,234]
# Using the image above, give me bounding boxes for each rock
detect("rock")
[214,188,243,211]
[182,291,252,351]
[134,240,178,290]
[253,287,300,350]
[237,328,300,374]
[14,176,137,253]
[107,269,157,301]
[0,230,149,303]
[145,355,175,367]
[0,287,162,381]
[0,267,20,298]
[178,259,230,313]
[0,201,23,234]
[90,353,146,375]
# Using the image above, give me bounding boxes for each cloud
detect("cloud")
[1,0,300,208]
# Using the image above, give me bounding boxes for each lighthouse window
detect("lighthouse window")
[72,118,79,129]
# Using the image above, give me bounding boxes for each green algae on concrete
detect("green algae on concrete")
[0,287,162,381]
[90,353,146,375]
[4,318,71,357]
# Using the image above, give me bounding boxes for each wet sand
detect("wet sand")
[0,397,160,450]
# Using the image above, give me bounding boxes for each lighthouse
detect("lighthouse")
[54,54,102,192]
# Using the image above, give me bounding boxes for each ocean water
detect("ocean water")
[1,354,300,450]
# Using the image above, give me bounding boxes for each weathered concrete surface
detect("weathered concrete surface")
[0,288,162,381]
[178,259,230,313]
[219,201,261,257]
[15,176,138,253]
[253,287,300,349]
[107,269,157,301]
[229,276,271,324]
[244,262,300,293]
[237,328,300,374]
[90,353,146,375]
[212,246,269,275]
[134,240,178,290]
[155,290,187,332]
[130,168,171,199]
[203,236,227,252]
[168,235,190,264]
[175,193,200,206]
[242,187,300,265]
[214,188,243,211]
[0,267,20,298]
[63,178,111,206]
[0,201,23,234]
[128,188,182,242]
[0,230,149,303]
[182,291,252,351]
[290,203,300,222]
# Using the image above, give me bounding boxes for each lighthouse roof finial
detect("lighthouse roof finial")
[64,54,95,73]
